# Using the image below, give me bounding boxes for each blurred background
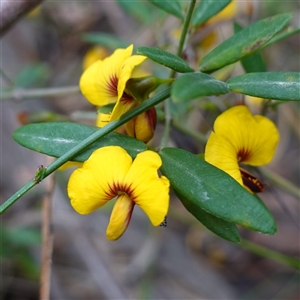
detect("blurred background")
[1,1,299,299]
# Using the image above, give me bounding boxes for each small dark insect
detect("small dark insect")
[240,168,265,193]
[160,216,167,227]
[35,165,47,183]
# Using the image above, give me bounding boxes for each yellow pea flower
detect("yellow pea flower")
[82,46,109,70]
[79,44,146,108]
[68,146,170,240]
[126,107,157,143]
[205,105,279,192]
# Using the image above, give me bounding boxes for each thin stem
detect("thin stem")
[240,239,300,270]
[40,157,56,300]
[160,0,196,148]
[0,87,171,214]
[1,86,80,101]
[260,167,300,200]
[176,0,196,58]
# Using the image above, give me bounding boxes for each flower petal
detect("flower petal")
[210,105,279,166]
[248,115,279,165]
[82,46,109,70]
[68,146,133,214]
[124,151,170,226]
[79,45,134,106]
[118,54,147,100]
[96,112,111,128]
[205,105,280,186]
[125,108,156,143]
[205,131,243,185]
[109,97,135,122]
[106,194,135,240]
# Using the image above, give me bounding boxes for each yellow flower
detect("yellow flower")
[68,146,170,240]
[82,46,109,70]
[126,107,157,143]
[205,105,279,192]
[79,44,146,107]
[206,1,237,25]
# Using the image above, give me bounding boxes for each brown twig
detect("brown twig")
[40,157,56,300]
[0,0,44,36]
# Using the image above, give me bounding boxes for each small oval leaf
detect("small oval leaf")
[147,0,183,20]
[137,46,194,73]
[81,33,129,49]
[13,122,147,161]
[192,0,232,26]
[116,0,155,24]
[172,72,229,102]
[176,191,240,243]
[227,72,300,101]
[234,22,266,73]
[159,148,277,235]
[199,13,292,72]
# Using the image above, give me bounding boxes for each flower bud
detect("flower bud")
[126,107,157,143]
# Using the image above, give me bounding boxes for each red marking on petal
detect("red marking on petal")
[125,200,135,227]
[240,168,265,193]
[120,92,134,104]
[107,74,118,96]
[107,181,136,201]
[237,148,251,162]
[145,107,157,130]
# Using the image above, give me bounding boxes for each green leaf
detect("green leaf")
[15,63,50,88]
[234,22,266,73]
[171,72,229,102]
[262,27,300,50]
[147,0,183,20]
[176,191,240,243]
[13,122,147,161]
[81,33,129,49]
[199,13,292,72]
[159,148,277,234]
[137,46,194,73]
[97,104,115,114]
[192,0,232,26]
[116,0,155,24]
[227,72,300,101]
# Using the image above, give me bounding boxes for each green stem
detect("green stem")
[0,88,171,214]
[160,0,196,148]
[260,167,300,200]
[176,0,196,58]
[1,86,80,100]
[240,239,300,270]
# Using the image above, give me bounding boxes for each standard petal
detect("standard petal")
[118,54,147,100]
[246,115,279,165]
[205,132,243,185]
[79,45,134,106]
[68,146,132,214]
[124,151,170,226]
[212,105,279,166]
[106,194,135,240]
